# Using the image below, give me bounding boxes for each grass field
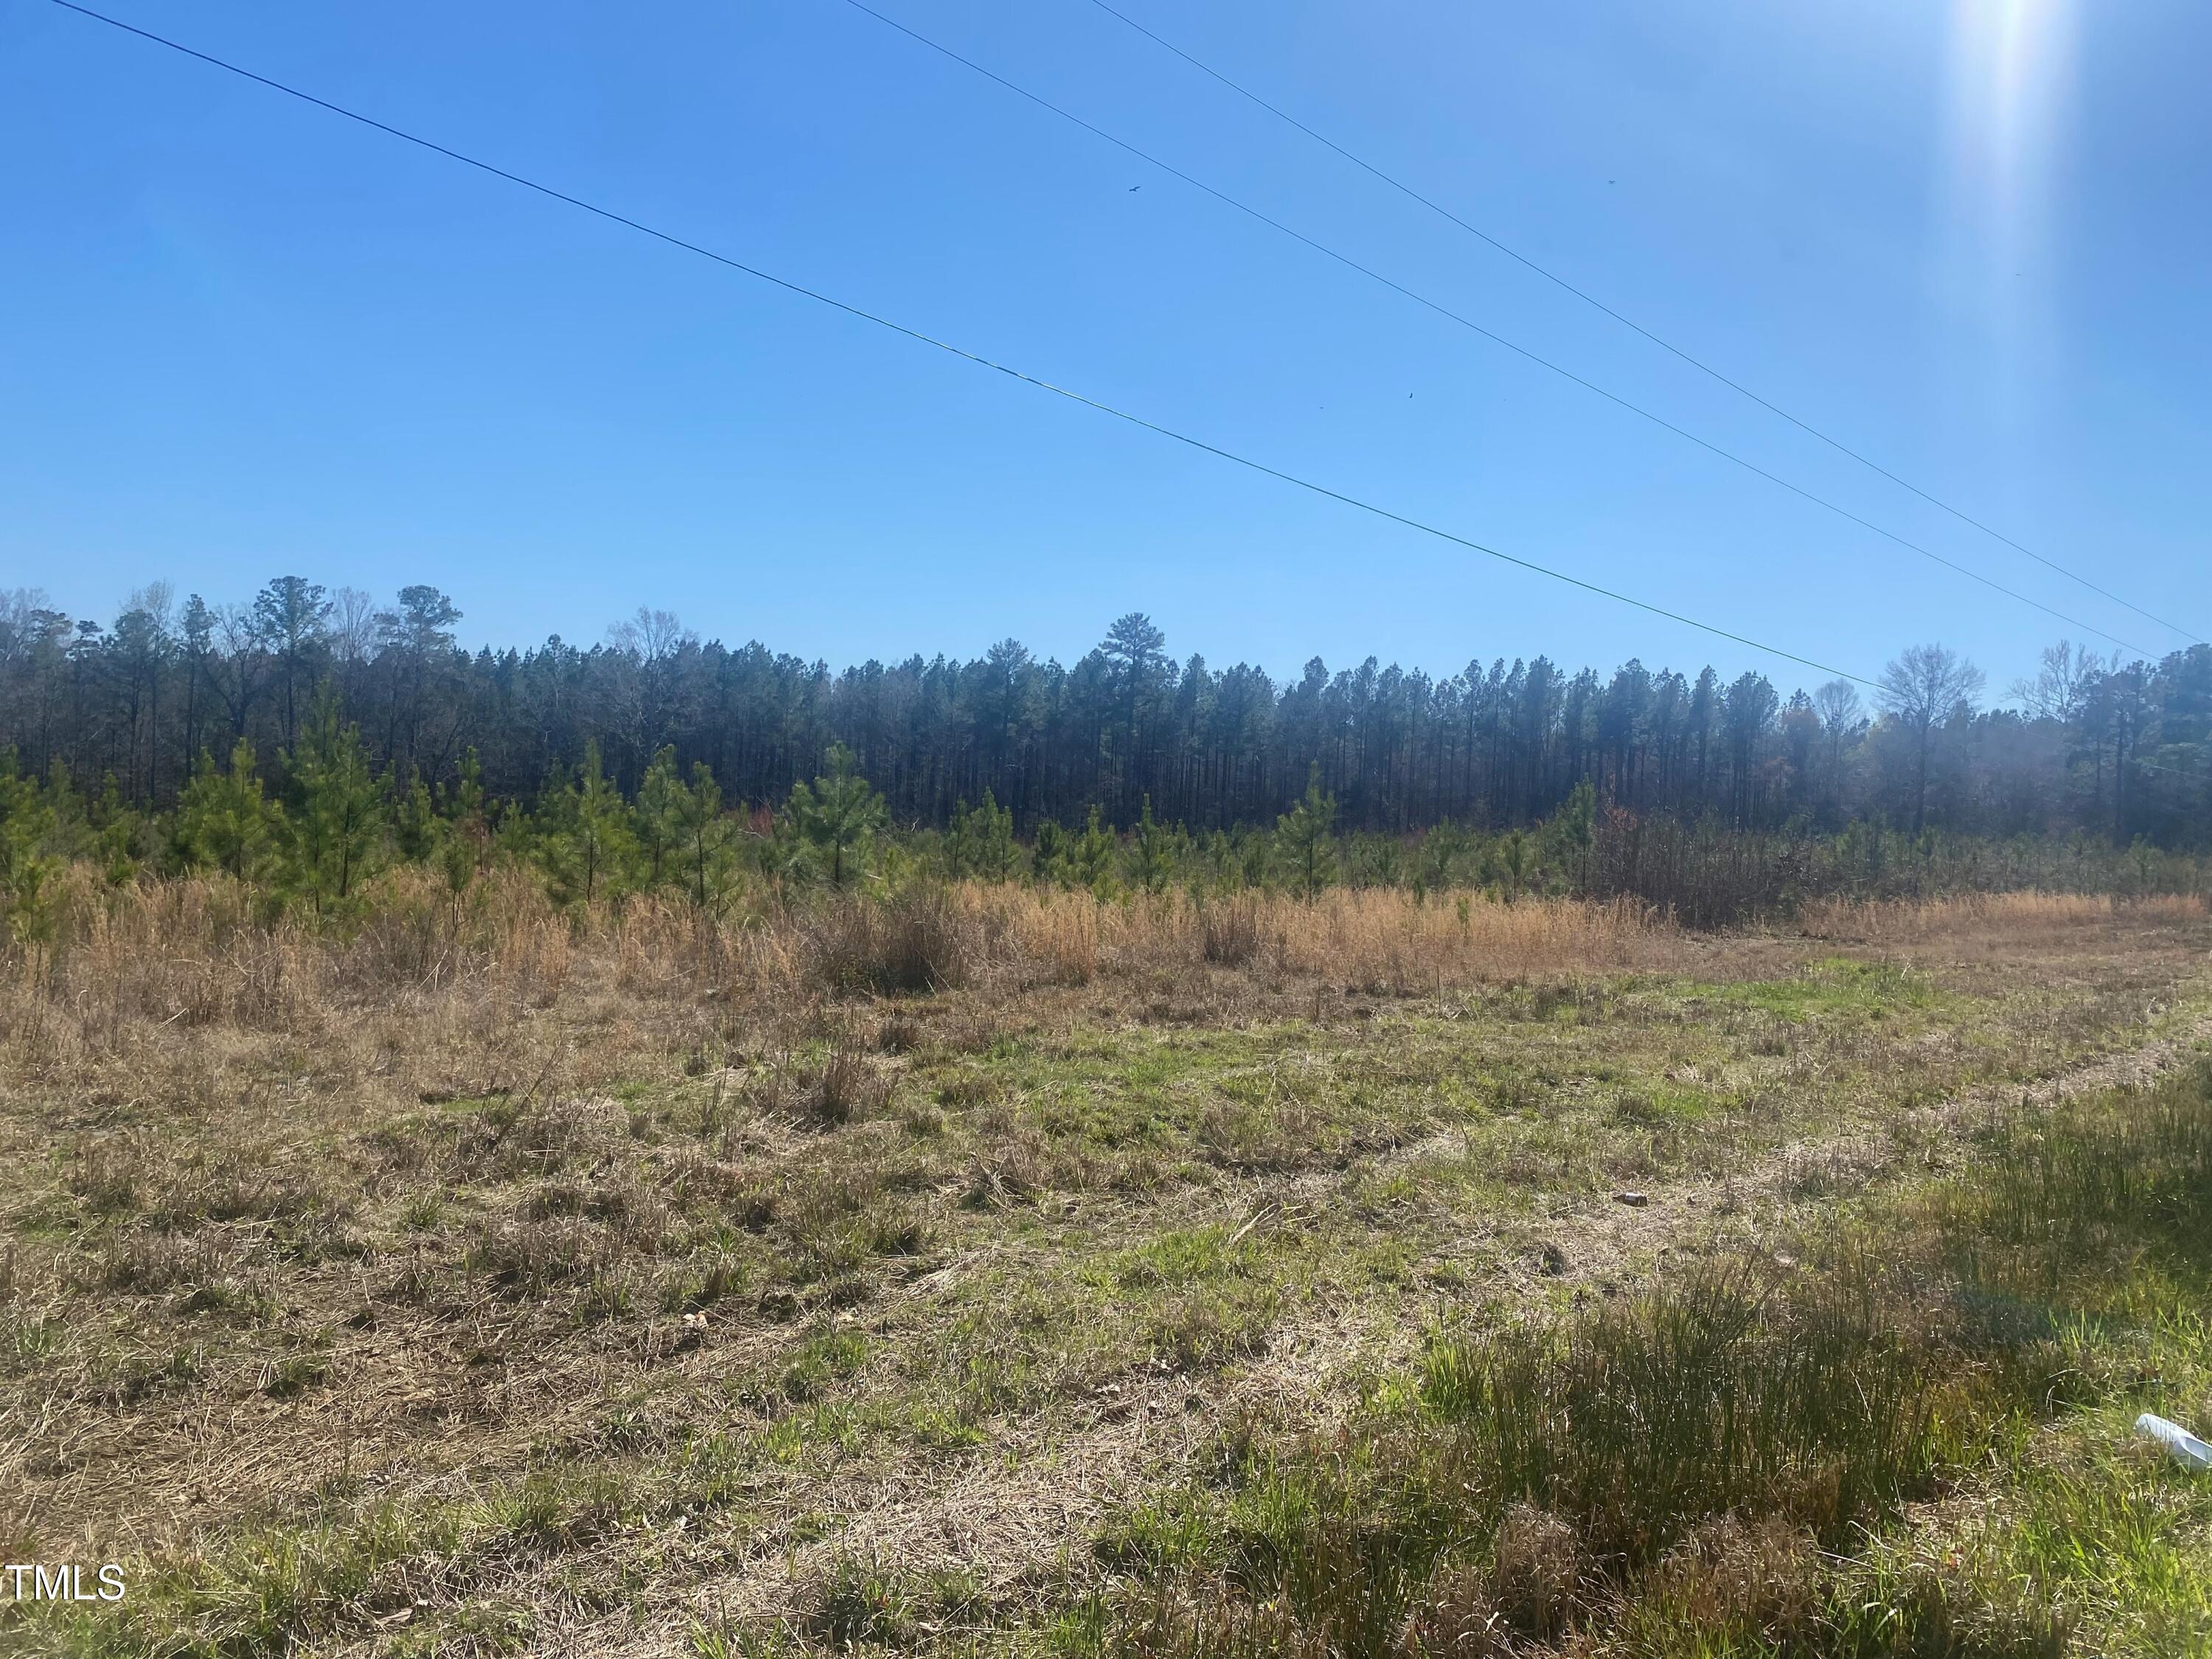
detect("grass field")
[4,880,2210,1656]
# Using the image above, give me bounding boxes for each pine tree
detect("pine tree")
[437,748,487,915]
[1071,805,1119,897]
[1543,779,1597,891]
[439,748,487,830]
[394,769,442,863]
[634,745,685,889]
[88,773,143,886]
[1237,827,1273,889]
[540,740,634,906]
[1190,828,1239,895]
[1129,796,1184,893]
[758,809,814,890]
[41,761,87,858]
[948,791,1018,880]
[284,695,387,911]
[251,576,332,750]
[1416,821,1471,895]
[1273,766,1338,900]
[1495,827,1531,902]
[1032,819,1069,886]
[174,739,280,881]
[785,743,886,888]
[671,761,742,911]
[0,754,61,950]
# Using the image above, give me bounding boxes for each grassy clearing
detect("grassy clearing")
[1714,953,1943,1019]
[1088,1061,2212,1659]
[0,888,2207,1655]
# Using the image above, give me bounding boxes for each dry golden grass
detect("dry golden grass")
[32,869,2195,1059]
[972,883,1685,989]
[2,872,1691,1078]
[1799,888,2209,947]
[5,867,2211,1656]
[5,869,2200,1146]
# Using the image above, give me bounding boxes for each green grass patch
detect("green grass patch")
[1088,1225,1262,1293]
[13,1467,642,1659]
[1721,954,1942,1020]
[1085,1062,2212,1658]
[781,1325,871,1402]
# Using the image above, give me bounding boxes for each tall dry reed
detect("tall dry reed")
[1800,889,2208,947]
[0,873,1686,1060]
[976,886,1683,990]
[5,872,2201,1080]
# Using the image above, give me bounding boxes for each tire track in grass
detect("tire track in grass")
[574,1004,2212,1648]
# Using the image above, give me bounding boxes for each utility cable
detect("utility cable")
[52,0,1885,688]
[834,0,2154,655]
[1079,0,2202,647]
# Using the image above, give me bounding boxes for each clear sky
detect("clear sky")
[4,0,2206,691]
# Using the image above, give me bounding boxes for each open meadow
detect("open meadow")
[5,877,2212,1655]
[15,0,2212,1648]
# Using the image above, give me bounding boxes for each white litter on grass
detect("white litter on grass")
[2134,1413,2212,1470]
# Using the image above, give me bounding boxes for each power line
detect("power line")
[835,0,2153,657]
[47,0,1882,691]
[1079,0,2203,650]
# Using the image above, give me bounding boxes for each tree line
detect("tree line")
[2,579,2206,850]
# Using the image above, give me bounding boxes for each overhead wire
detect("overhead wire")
[48,0,1884,689]
[832,0,2154,656]
[1078,0,2203,648]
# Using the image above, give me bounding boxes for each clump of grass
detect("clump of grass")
[874,1012,923,1053]
[66,1135,339,1235]
[782,1326,870,1402]
[800,1046,893,1129]
[398,1189,442,1230]
[1113,1255,1959,1650]
[1617,1510,1826,1649]
[67,1133,154,1214]
[1801,889,2208,946]
[803,888,989,995]
[1093,1226,1257,1292]
[259,1347,330,1398]
[657,1248,749,1315]
[807,1554,917,1650]
[96,1226,238,1295]
[1102,1064,2212,1658]
[934,1073,998,1109]
[961,1102,1096,1208]
[1194,1092,1330,1172]
[29,1468,646,1658]
[1933,1060,2212,1313]
[1199,897,1262,967]
[1725,954,1938,1021]
[768,1158,933,1285]
[1416,1251,1957,1559]
[467,1215,619,1293]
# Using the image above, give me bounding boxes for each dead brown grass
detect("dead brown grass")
[4,868,2210,1655]
[4,871,1692,1046]
[1799,888,2209,947]
[990,886,1686,990]
[10,871,2207,1048]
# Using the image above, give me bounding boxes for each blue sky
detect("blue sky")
[3,0,2205,690]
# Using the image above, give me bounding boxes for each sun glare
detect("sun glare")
[1944,0,2076,302]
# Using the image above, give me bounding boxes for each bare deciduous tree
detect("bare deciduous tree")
[330,588,378,666]
[2009,640,2108,723]
[608,608,693,664]
[1878,644,1985,832]
[1812,679,1863,799]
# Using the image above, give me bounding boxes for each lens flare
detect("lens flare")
[1942,0,2076,347]
[1935,0,2079,451]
